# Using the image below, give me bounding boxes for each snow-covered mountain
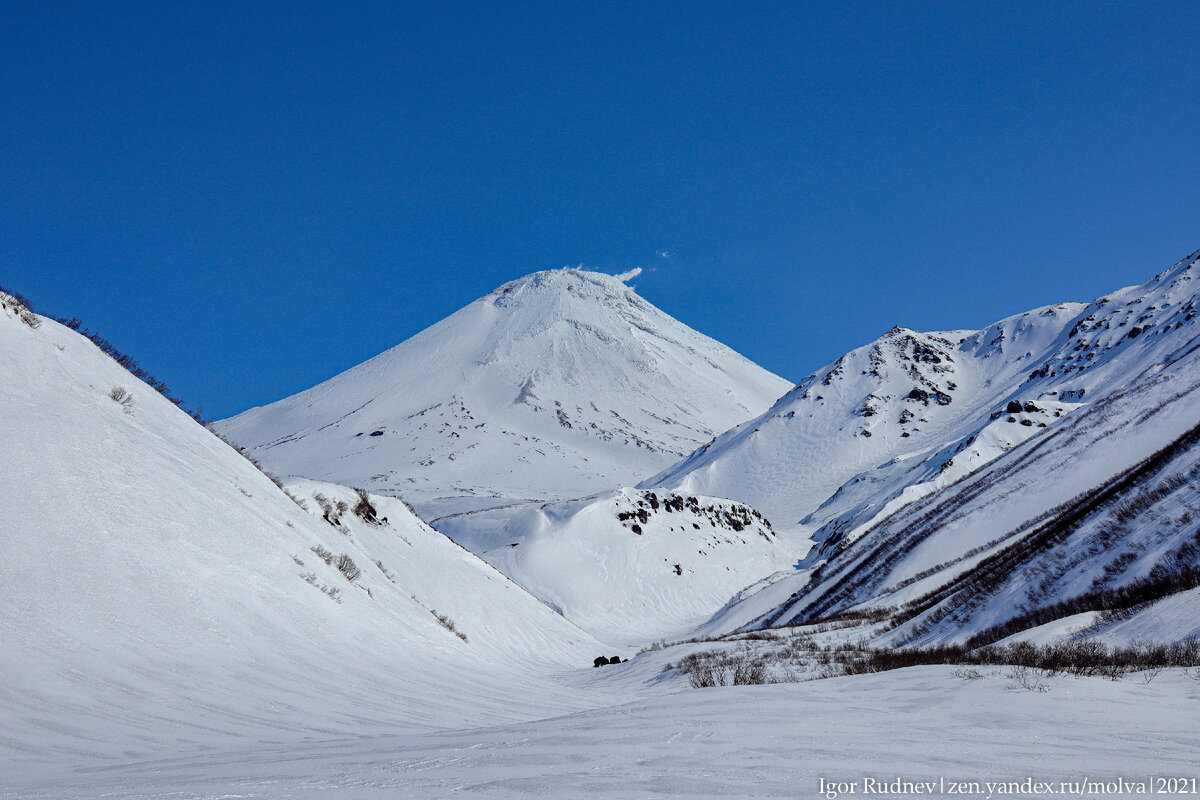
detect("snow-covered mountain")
[214,268,791,521]
[727,314,1200,646]
[662,250,1200,643]
[0,297,618,769]
[648,249,1200,551]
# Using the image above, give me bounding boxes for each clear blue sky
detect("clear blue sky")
[4,2,1199,420]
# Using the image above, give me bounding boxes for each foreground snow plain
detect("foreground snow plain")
[7,666,1199,799]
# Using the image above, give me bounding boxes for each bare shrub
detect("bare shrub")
[54,313,205,417]
[312,493,347,527]
[837,638,1200,680]
[300,571,342,602]
[0,286,41,329]
[1006,665,1050,692]
[432,610,468,642]
[109,386,134,414]
[677,648,772,688]
[352,488,382,525]
[310,544,334,564]
[335,553,361,582]
[669,634,1200,690]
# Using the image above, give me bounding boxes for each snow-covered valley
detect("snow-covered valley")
[5,250,1200,798]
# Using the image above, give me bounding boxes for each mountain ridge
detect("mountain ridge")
[645,249,1200,543]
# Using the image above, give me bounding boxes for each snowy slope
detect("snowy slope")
[214,268,791,520]
[0,300,619,772]
[648,249,1200,550]
[732,314,1200,645]
[465,488,793,645]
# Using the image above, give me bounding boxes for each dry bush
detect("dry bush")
[312,493,348,527]
[109,386,134,414]
[335,553,361,582]
[352,488,383,525]
[669,634,1200,689]
[951,666,984,680]
[432,610,468,642]
[1006,665,1050,692]
[676,648,772,688]
[0,287,41,329]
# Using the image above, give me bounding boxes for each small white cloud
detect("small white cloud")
[656,250,673,259]
[614,267,643,283]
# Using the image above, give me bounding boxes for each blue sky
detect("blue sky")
[4,2,1199,420]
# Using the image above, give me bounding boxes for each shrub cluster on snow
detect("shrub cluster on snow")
[55,314,203,421]
[781,416,1200,646]
[0,286,40,329]
[431,610,468,642]
[109,386,134,415]
[666,631,1200,689]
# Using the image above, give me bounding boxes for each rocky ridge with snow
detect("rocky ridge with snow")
[664,251,1200,644]
[648,250,1200,549]
[471,487,791,644]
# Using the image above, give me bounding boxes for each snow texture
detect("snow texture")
[7,667,1200,798]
